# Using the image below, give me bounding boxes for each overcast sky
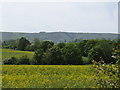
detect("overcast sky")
[0,1,118,33]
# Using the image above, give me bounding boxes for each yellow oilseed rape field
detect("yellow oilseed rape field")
[2,65,97,88]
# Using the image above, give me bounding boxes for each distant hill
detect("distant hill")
[1,32,119,43]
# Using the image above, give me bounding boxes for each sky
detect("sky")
[0,0,118,33]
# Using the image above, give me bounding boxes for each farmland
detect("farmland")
[1,48,88,64]
[2,65,97,88]
[1,36,119,88]
[1,49,34,60]
[1,49,97,88]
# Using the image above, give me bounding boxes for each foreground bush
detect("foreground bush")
[92,59,120,88]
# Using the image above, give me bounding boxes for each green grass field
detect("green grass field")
[2,65,97,88]
[1,49,34,60]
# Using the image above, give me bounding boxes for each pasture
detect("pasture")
[2,65,96,88]
[1,49,34,60]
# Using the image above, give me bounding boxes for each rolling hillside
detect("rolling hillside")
[1,32,119,43]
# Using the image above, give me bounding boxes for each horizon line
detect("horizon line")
[0,31,119,34]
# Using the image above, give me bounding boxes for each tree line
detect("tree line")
[2,37,120,65]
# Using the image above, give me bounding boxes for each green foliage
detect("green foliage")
[76,40,88,56]
[32,43,83,65]
[92,44,120,88]
[98,41,113,63]
[88,45,103,62]
[2,38,117,65]
[88,41,112,63]
[84,40,97,57]
[2,40,17,49]
[39,41,54,52]
[62,43,82,65]
[32,49,44,65]
[57,42,65,48]
[44,46,63,65]
[3,55,31,65]
[92,60,120,88]
[25,44,34,51]
[82,57,90,64]
[3,57,17,65]
[17,37,31,50]
[33,38,41,50]
[17,55,30,65]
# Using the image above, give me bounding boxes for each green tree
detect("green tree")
[62,43,82,65]
[76,40,88,57]
[84,40,97,57]
[17,37,31,50]
[44,46,63,65]
[2,40,17,49]
[17,55,30,65]
[88,45,103,62]
[25,44,34,51]
[88,41,112,63]
[32,49,44,65]
[76,42,85,56]
[39,41,54,52]
[33,38,41,50]
[57,42,65,48]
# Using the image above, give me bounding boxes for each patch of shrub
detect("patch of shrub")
[3,57,17,65]
[92,59,120,88]
[17,55,30,65]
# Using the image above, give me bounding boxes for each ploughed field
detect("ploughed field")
[2,65,97,88]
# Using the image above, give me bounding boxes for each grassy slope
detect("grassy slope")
[2,32,118,43]
[1,49,34,60]
[2,65,96,88]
